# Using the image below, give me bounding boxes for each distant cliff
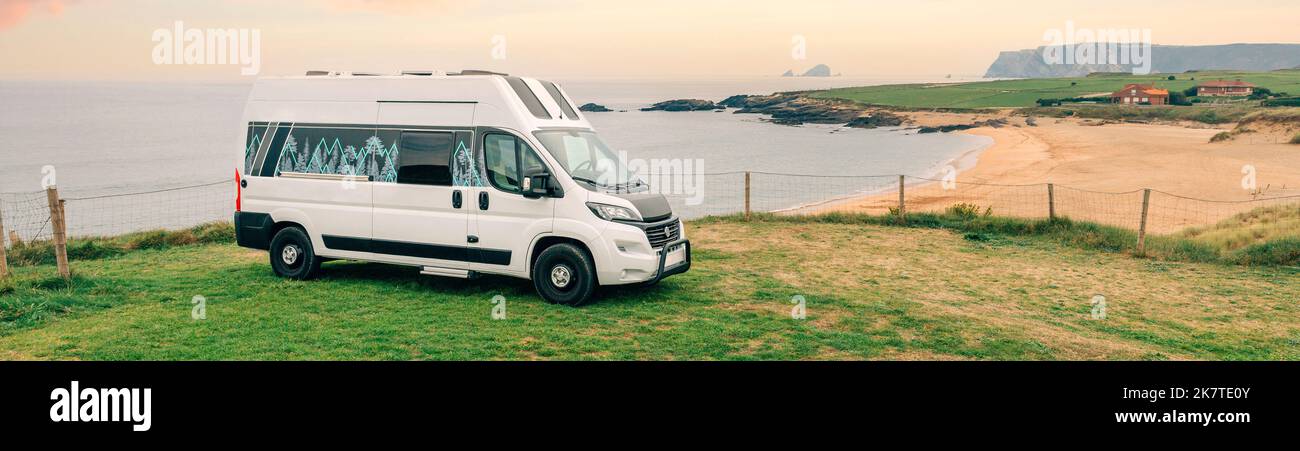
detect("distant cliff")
[984,43,1300,78]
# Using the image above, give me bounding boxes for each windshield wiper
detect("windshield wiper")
[570,176,606,187]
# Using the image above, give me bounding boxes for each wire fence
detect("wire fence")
[1,180,232,245]
[659,172,1300,236]
[2,172,1299,250]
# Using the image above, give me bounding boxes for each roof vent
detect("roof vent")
[453,70,509,76]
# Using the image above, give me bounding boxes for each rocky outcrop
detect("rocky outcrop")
[918,118,1008,133]
[578,103,612,112]
[725,94,860,125]
[718,94,909,127]
[802,64,832,77]
[846,112,906,129]
[781,64,834,77]
[640,99,722,112]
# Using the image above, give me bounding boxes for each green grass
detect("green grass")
[810,69,1300,109]
[4,222,232,267]
[1,214,1298,361]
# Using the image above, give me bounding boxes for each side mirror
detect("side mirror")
[522,171,555,198]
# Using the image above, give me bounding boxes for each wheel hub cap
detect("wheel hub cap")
[282,245,300,265]
[551,265,572,288]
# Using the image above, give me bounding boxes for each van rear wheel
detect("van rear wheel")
[532,243,596,306]
[269,227,321,280]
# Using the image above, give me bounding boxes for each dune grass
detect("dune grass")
[1178,205,1300,251]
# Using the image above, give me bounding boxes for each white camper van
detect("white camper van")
[234,71,690,306]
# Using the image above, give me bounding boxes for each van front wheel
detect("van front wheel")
[532,243,596,306]
[269,227,321,280]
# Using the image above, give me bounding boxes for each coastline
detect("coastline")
[813,111,1300,231]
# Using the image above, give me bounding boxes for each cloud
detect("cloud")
[0,0,74,30]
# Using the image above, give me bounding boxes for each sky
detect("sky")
[0,0,1297,81]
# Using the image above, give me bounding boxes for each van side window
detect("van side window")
[484,133,545,194]
[244,124,269,174]
[397,132,453,186]
[273,127,396,181]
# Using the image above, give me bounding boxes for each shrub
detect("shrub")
[192,222,235,244]
[127,231,170,250]
[945,203,983,220]
[1229,238,1300,266]
[1210,132,1233,143]
[1262,97,1300,107]
[1168,91,1191,106]
[1291,133,1300,145]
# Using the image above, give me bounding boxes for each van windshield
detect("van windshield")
[533,130,646,192]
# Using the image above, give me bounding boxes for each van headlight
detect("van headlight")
[587,202,642,222]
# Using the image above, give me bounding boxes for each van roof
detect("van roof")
[244,72,591,132]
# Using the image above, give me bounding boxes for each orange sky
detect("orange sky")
[0,0,1297,81]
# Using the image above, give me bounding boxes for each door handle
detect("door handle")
[467,235,479,243]
[478,191,489,210]
[452,190,462,209]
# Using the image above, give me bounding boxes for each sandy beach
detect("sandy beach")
[819,112,1300,232]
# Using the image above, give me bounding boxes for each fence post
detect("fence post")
[898,175,906,223]
[0,202,8,278]
[744,171,751,221]
[1047,183,1056,221]
[1136,188,1151,255]
[46,186,70,279]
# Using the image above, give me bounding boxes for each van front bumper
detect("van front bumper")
[597,219,690,285]
[649,239,691,284]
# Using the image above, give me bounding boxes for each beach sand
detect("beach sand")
[817,112,1300,233]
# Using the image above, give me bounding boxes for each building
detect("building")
[1196,80,1256,97]
[1110,84,1169,105]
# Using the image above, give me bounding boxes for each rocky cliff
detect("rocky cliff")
[984,43,1300,78]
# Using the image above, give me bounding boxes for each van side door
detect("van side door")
[467,130,556,277]
[369,130,471,269]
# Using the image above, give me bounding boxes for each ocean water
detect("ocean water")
[0,77,989,221]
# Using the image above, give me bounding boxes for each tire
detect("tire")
[532,243,597,306]
[269,227,321,280]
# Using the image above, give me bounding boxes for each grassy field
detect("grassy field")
[2,215,1298,361]
[810,69,1300,109]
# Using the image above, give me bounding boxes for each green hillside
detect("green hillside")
[811,70,1300,109]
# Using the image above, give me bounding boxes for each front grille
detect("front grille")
[644,220,681,249]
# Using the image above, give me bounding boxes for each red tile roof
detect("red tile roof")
[1199,80,1256,88]
[1111,84,1169,97]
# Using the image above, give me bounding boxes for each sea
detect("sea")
[0,76,991,222]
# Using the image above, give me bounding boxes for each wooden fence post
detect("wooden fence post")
[1047,183,1056,221]
[0,202,8,278]
[898,175,907,224]
[1136,188,1151,255]
[744,171,751,221]
[46,186,70,279]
